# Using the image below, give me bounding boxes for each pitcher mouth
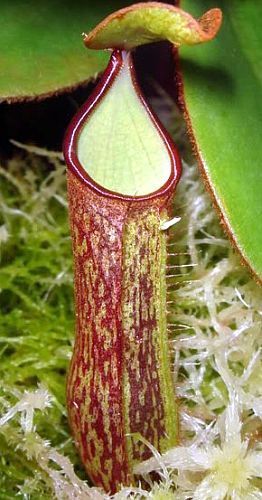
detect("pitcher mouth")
[63,49,181,204]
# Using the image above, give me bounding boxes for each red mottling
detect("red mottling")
[64,49,181,493]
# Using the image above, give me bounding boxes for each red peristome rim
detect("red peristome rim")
[63,49,182,203]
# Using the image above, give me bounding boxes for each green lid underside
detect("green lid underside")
[84,2,222,51]
[77,53,172,197]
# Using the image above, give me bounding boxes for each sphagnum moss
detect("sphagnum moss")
[0,150,79,498]
[0,100,261,499]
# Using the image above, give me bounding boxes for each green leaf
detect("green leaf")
[1,0,128,102]
[84,2,222,50]
[179,0,262,281]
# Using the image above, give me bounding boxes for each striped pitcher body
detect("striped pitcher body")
[64,49,181,492]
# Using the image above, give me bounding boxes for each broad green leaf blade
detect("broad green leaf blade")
[179,0,262,281]
[84,2,222,50]
[1,0,128,102]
